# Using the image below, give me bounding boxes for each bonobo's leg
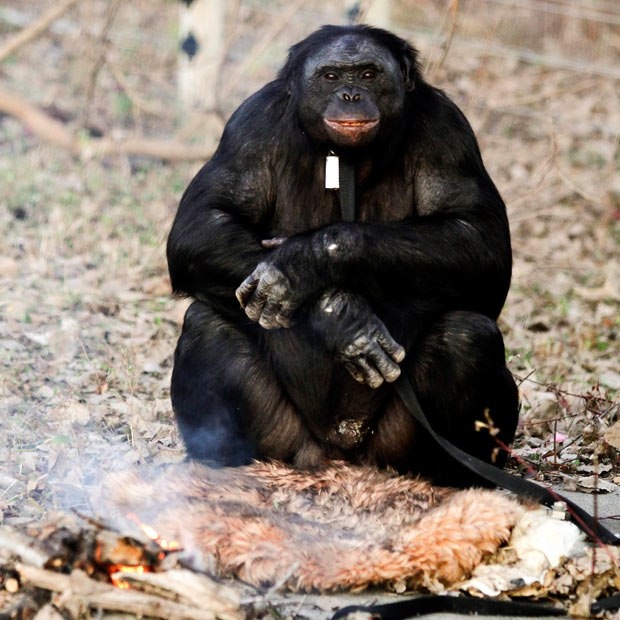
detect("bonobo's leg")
[171,301,323,467]
[366,311,519,486]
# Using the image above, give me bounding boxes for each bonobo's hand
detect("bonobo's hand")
[312,290,405,389]
[236,235,321,329]
[237,226,363,329]
[236,262,296,329]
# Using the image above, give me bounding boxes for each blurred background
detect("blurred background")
[0,0,618,522]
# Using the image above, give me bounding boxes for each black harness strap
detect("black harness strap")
[331,163,620,620]
[338,157,356,221]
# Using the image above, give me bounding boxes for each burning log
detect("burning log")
[0,528,50,568]
[16,564,240,620]
[0,520,242,620]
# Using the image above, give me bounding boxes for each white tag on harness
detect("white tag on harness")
[325,154,339,189]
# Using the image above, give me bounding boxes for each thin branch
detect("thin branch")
[81,0,122,127]
[0,86,213,162]
[220,0,310,101]
[107,59,174,119]
[0,86,78,152]
[16,564,237,620]
[0,0,83,64]
[429,0,460,79]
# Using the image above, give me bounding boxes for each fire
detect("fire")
[109,565,148,589]
[139,522,160,541]
[94,514,183,589]
[126,512,182,552]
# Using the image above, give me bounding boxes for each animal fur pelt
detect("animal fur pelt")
[106,461,525,592]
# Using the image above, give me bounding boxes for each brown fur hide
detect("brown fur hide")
[107,461,525,592]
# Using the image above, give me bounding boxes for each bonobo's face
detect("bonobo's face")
[297,35,407,149]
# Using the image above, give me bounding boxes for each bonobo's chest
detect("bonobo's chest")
[271,161,414,236]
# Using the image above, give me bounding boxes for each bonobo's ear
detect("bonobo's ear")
[398,41,419,91]
[368,26,419,92]
[401,56,416,91]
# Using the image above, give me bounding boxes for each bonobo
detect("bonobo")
[166,25,519,485]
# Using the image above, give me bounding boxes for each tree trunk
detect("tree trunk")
[178,0,225,112]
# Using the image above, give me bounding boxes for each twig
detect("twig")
[16,564,241,620]
[220,0,310,101]
[484,0,620,28]
[555,165,605,207]
[429,0,460,78]
[113,568,241,620]
[0,0,83,64]
[495,439,618,555]
[81,0,122,128]
[411,29,620,80]
[0,86,77,152]
[0,86,214,162]
[87,135,212,161]
[0,527,49,568]
[107,58,173,119]
[495,77,600,108]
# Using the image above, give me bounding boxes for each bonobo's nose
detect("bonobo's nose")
[339,89,362,103]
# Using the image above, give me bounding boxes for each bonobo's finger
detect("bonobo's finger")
[376,331,406,364]
[354,356,385,389]
[235,272,259,308]
[245,299,265,323]
[344,362,365,384]
[261,237,287,249]
[243,275,273,322]
[366,341,402,383]
[259,299,292,329]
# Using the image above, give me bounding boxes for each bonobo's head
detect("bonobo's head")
[280,25,419,150]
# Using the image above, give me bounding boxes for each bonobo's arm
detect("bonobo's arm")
[236,181,511,327]
[237,94,512,326]
[167,86,281,307]
[307,289,405,388]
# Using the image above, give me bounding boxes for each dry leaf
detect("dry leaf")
[603,420,620,450]
[576,475,617,493]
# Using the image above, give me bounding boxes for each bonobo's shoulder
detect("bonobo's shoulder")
[222,80,288,141]
[410,82,476,138]
[404,81,484,166]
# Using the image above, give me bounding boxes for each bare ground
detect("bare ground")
[1,0,619,534]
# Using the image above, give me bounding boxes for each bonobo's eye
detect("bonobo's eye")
[324,72,339,81]
[361,70,377,80]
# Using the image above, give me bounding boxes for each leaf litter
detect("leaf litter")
[0,1,618,615]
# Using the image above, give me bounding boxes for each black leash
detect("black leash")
[332,595,565,619]
[330,156,619,619]
[393,375,619,546]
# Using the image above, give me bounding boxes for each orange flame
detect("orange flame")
[126,512,182,552]
[109,564,148,589]
[100,515,183,590]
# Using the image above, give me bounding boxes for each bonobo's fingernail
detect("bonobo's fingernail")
[395,347,405,362]
[247,307,261,321]
[370,376,384,389]
[259,316,275,329]
[386,366,401,382]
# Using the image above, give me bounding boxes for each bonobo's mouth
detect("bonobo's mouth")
[325,119,379,131]
[324,118,380,145]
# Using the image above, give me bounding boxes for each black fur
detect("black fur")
[167,25,518,485]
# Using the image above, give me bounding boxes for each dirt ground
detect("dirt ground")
[1,0,619,561]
